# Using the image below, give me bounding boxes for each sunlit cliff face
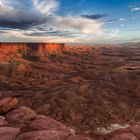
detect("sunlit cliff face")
[0,43,65,57]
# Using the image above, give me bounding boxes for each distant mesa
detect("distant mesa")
[0,43,65,60]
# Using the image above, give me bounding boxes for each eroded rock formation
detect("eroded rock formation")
[0,43,140,139]
[0,97,140,140]
[0,43,65,60]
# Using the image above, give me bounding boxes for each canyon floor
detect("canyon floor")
[0,43,140,139]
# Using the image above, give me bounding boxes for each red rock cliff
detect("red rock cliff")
[0,43,65,57]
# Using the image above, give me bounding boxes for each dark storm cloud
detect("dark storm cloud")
[0,0,104,42]
[0,19,46,29]
[0,0,58,29]
[0,7,49,29]
[81,14,107,20]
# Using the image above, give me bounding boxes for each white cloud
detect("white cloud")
[0,0,104,43]
[1,1,139,43]
[50,16,104,35]
[118,18,125,21]
[131,7,140,12]
[32,0,59,15]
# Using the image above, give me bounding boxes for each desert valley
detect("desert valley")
[0,43,140,140]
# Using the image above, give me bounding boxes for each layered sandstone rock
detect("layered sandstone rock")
[0,116,8,126]
[29,116,71,132]
[0,44,140,139]
[6,106,37,124]
[16,130,70,140]
[0,43,65,58]
[0,102,93,140]
[38,43,65,56]
[0,127,20,140]
[0,97,18,114]
[0,43,27,54]
[0,102,140,140]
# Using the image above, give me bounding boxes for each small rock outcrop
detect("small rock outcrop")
[129,125,140,139]
[0,98,140,140]
[0,97,18,114]
[0,99,93,140]
[0,127,20,140]
[0,44,140,140]
[0,43,65,59]
[29,115,71,133]
[6,106,37,124]
[16,130,70,140]
[0,116,8,126]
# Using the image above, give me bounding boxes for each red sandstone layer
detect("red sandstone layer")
[0,43,65,56]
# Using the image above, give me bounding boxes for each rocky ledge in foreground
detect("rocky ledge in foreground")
[0,97,140,140]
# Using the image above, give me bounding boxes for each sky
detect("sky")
[0,0,140,43]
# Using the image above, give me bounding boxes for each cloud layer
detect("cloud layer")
[0,0,105,43]
[0,0,58,29]
[1,0,137,43]
[130,6,140,12]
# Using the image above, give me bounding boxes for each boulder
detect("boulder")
[6,106,37,124]
[0,127,20,140]
[16,130,70,140]
[0,97,18,114]
[29,116,71,133]
[67,135,92,140]
[129,125,140,139]
[109,132,138,140]
[0,116,8,126]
